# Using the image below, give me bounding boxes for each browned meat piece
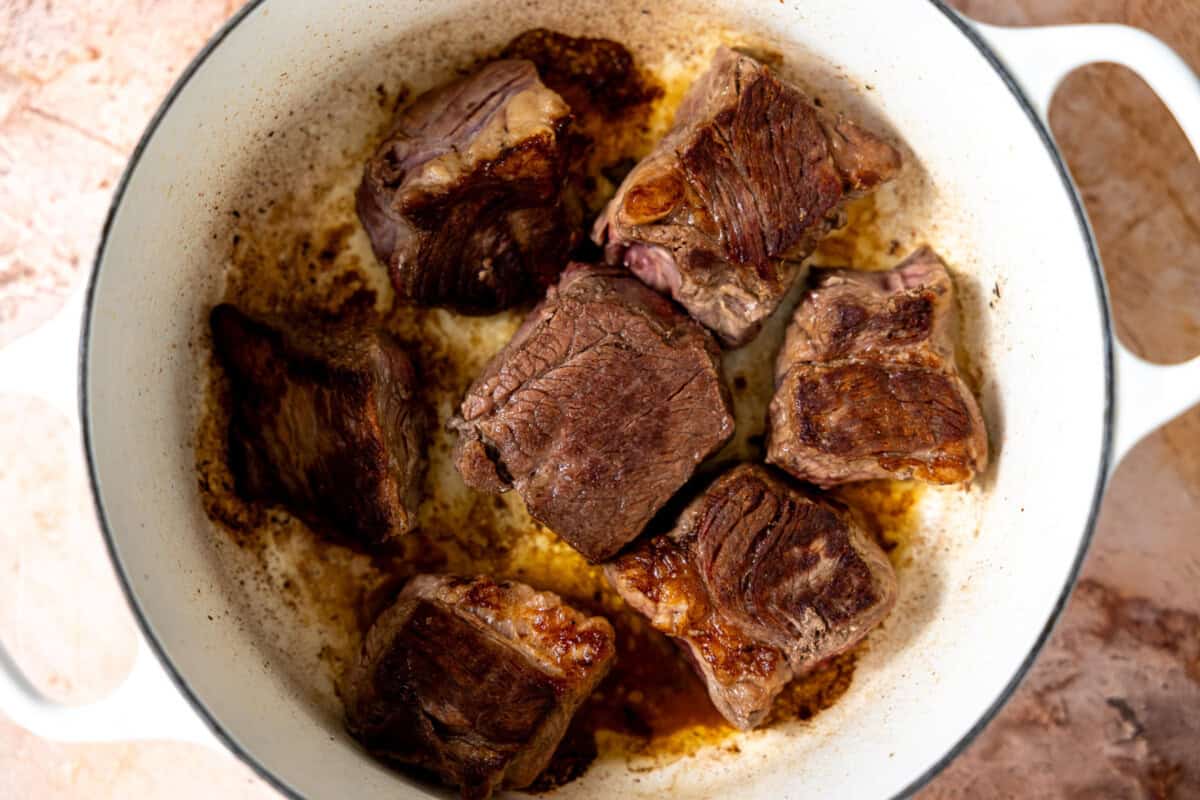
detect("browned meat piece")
[210,304,426,545]
[594,47,902,347]
[357,60,576,314]
[767,247,988,486]
[606,464,896,729]
[451,262,735,562]
[344,575,615,800]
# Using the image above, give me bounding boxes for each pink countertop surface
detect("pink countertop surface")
[1,1,1197,797]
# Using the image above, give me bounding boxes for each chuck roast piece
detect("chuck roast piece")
[344,574,615,800]
[594,47,902,347]
[767,247,989,486]
[357,59,576,314]
[451,263,735,562]
[606,464,897,729]
[210,304,426,545]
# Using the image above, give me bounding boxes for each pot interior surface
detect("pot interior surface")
[85,0,1108,797]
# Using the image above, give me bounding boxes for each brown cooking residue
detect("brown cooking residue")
[193,29,927,793]
[768,649,858,725]
[836,479,926,567]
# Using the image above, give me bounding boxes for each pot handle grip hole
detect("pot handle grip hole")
[971,21,1200,467]
[0,284,218,748]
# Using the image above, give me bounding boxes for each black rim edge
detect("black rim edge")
[78,2,1115,799]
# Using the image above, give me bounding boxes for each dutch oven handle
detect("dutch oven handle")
[973,21,1200,469]
[0,283,216,747]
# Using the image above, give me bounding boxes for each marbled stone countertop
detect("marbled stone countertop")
[1,1,1196,797]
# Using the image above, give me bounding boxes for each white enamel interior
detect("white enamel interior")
[84,0,1109,797]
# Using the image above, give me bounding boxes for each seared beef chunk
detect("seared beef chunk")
[606,464,896,729]
[357,60,576,314]
[594,47,902,347]
[451,263,735,562]
[210,304,426,545]
[767,247,989,486]
[344,575,615,800]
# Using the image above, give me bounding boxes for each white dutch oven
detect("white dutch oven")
[2,1,1199,798]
